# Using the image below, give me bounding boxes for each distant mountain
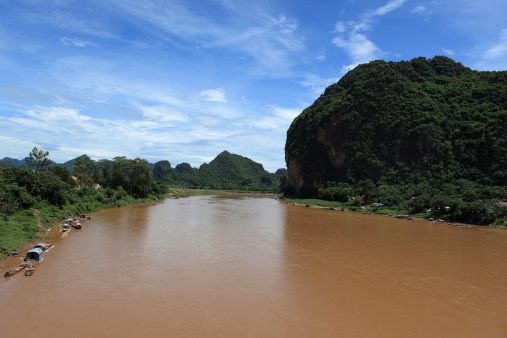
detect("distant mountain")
[0,157,26,168]
[198,151,275,189]
[1,152,284,191]
[60,158,77,171]
[153,151,282,191]
[1,156,77,171]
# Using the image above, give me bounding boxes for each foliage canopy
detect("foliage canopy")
[285,56,507,224]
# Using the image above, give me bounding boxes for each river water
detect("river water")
[1,195,506,337]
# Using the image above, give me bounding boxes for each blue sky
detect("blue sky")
[1,0,506,172]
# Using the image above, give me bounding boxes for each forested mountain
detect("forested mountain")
[2,151,283,192]
[285,56,507,224]
[154,151,282,191]
[1,156,78,171]
[0,157,26,168]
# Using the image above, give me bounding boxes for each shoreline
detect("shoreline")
[0,215,90,273]
[282,200,486,228]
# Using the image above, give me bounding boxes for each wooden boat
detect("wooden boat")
[4,263,28,277]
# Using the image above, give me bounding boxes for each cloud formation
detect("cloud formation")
[1,0,506,172]
[199,88,228,103]
[331,0,406,72]
[483,29,507,60]
[60,37,95,47]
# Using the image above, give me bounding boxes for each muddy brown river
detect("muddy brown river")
[1,195,506,337]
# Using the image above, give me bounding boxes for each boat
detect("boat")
[3,243,54,277]
[25,243,52,261]
[3,263,28,277]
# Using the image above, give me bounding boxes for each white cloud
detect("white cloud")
[334,22,346,34]
[411,5,429,16]
[107,1,303,75]
[1,99,288,170]
[272,106,301,121]
[372,0,406,16]
[249,105,302,130]
[331,0,405,73]
[332,32,383,72]
[22,106,91,124]
[60,37,95,47]
[473,28,507,70]
[0,135,38,160]
[442,48,456,56]
[23,5,115,40]
[139,104,189,122]
[199,88,228,103]
[298,73,339,97]
[483,28,507,60]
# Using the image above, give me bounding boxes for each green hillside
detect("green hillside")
[285,56,507,224]
[155,151,279,191]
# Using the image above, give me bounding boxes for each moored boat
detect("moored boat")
[3,243,54,278]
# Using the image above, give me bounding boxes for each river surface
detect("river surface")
[1,195,506,337]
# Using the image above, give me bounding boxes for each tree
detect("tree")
[127,158,152,198]
[25,147,52,174]
[73,155,98,179]
[49,166,76,187]
[317,182,352,202]
[35,172,70,207]
[278,175,295,195]
[100,157,153,198]
[97,159,113,185]
[275,168,288,177]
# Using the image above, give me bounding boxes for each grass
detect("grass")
[167,188,278,198]
[280,197,434,219]
[0,209,42,259]
[280,198,348,209]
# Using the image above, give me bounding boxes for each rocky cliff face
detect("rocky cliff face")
[285,56,507,195]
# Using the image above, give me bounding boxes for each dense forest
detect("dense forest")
[152,151,285,191]
[285,56,507,225]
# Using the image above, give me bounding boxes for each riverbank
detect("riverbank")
[279,197,501,228]
[1,217,76,273]
[167,188,279,197]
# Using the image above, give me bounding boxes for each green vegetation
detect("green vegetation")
[0,148,169,260]
[285,56,507,225]
[153,151,285,192]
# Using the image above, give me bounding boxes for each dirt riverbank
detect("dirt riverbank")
[0,216,90,274]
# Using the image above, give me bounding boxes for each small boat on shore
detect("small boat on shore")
[3,263,28,277]
[3,243,54,277]
[71,222,82,229]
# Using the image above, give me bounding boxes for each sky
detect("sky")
[1,0,506,172]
